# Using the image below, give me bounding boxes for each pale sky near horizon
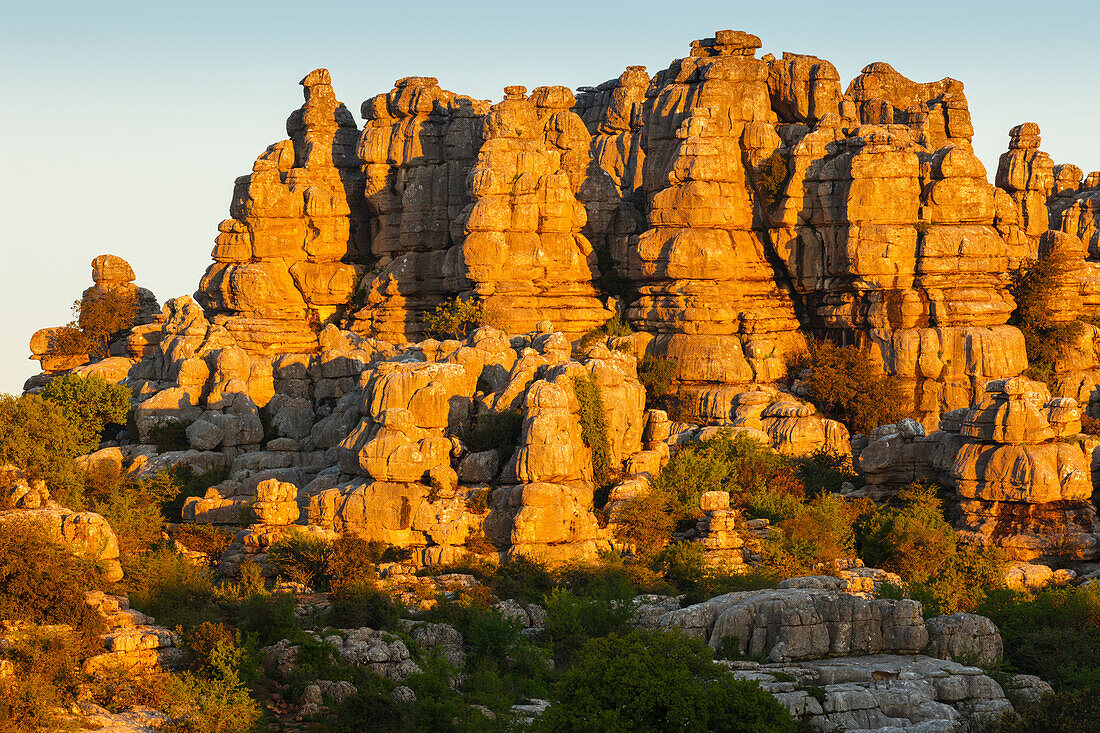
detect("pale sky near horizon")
[2,0,1099,394]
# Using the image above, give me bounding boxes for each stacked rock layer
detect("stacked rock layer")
[177,30,1100,429]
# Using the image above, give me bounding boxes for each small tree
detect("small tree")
[801,338,906,434]
[1008,257,1085,382]
[48,291,140,360]
[40,374,130,453]
[77,291,140,359]
[422,296,486,340]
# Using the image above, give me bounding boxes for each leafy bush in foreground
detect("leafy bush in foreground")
[40,373,130,453]
[537,629,796,732]
[0,393,85,507]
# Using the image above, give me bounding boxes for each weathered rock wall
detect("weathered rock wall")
[196,69,370,353]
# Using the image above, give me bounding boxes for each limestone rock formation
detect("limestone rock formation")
[29,254,158,377]
[452,86,614,338]
[347,78,489,341]
[24,29,1100,569]
[642,586,930,662]
[860,377,1100,561]
[197,69,370,353]
[738,654,1013,731]
[0,465,124,582]
[83,591,182,674]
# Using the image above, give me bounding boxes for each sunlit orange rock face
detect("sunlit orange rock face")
[196,69,370,353]
[174,30,1100,427]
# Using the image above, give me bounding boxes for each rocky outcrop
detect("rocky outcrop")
[25,29,1100,568]
[640,582,1005,676]
[641,585,930,662]
[739,654,1013,731]
[625,32,808,417]
[263,629,418,682]
[347,77,489,342]
[82,591,181,675]
[860,377,1099,561]
[0,465,123,582]
[452,86,614,338]
[197,69,370,353]
[28,255,158,377]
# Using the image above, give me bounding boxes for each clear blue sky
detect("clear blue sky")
[2,0,1098,394]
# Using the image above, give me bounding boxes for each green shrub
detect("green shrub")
[859,484,957,583]
[573,374,613,487]
[612,486,676,557]
[745,484,808,523]
[460,409,523,457]
[328,533,382,590]
[0,393,85,507]
[422,296,486,340]
[404,655,504,733]
[579,312,633,349]
[801,338,907,434]
[323,680,404,732]
[861,484,1003,615]
[233,560,267,600]
[179,622,243,678]
[421,598,552,707]
[267,530,334,590]
[489,555,556,605]
[90,480,167,561]
[758,491,866,577]
[85,465,229,566]
[149,420,191,451]
[0,631,89,732]
[171,525,235,568]
[637,355,678,403]
[543,587,636,665]
[984,688,1100,732]
[536,629,796,732]
[463,605,527,665]
[977,584,1100,691]
[156,465,229,523]
[126,546,217,629]
[40,373,130,453]
[0,521,105,640]
[235,594,299,648]
[796,448,859,493]
[654,542,777,605]
[657,430,789,521]
[463,660,511,716]
[326,582,400,630]
[903,542,1004,617]
[70,290,141,361]
[557,561,638,602]
[161,666,261,733]
[1008,257,1086,383]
